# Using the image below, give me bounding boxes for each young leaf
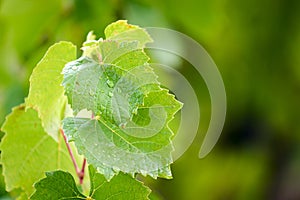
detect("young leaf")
[104,20,153,48]
[31,166,151,200]
[62,21,183,180]
[25,42,76,141]
[30,171,85,200]
[0,105,77,196]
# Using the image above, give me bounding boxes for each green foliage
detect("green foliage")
[0,105,76,196]
[0,20,182,198]
[31,171,85,200]
[25,42,77,141]
[31,166,151,200]
[62,21,182,180]
[1,0,300,199]
[105,20,153,47]
[63,88,180,180]
[88,165,151,199]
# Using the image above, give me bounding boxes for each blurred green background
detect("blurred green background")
[1,0,300,199]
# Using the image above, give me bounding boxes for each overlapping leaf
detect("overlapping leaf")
[62,20,183,180]
[25,42,76,141]
[0,42,89,198]
[30,170,85,200]
[31,166,151,200]
[0,105,78,196]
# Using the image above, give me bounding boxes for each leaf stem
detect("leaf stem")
[79,158,87,184]
[60,128,86,184]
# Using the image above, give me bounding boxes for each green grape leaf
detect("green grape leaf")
[31,166,151,200]
[30,171,85,200]
[62,21,183,180]
[0,105,78,196]
[88,165,151,199]
[104,20,153,48]
[25,42,76,141]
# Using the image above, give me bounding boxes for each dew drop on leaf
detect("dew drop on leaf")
[72,66,78,70]
[119,122,127,129]
[106,80,114,88]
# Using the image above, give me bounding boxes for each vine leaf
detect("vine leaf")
[62,20,183,180]
[63,90,182,180]
[30,170,85,200]
[0,105,78,197]
[25,41,76,141]
[31,166,151,200]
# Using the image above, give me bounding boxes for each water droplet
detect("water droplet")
[119,122,127,129]
[108,92,113,97]
[106,80,114,88]
[72,66,77,70]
